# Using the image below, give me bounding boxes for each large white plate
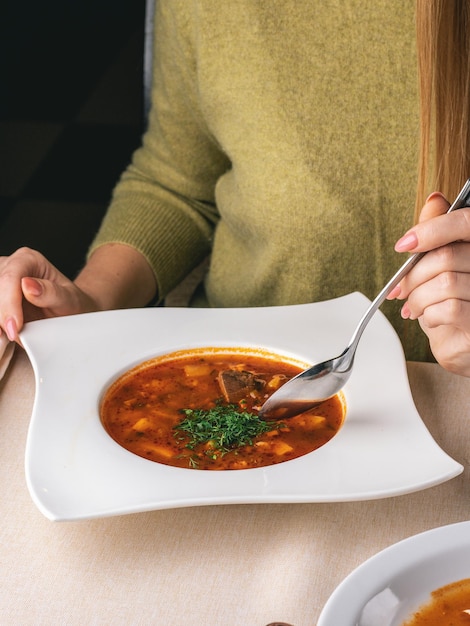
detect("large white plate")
[21,292,462,521]
[317,520,470,625]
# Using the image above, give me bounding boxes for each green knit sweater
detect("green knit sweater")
[90,0,428,361]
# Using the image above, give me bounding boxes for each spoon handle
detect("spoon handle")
[347,178,470,357]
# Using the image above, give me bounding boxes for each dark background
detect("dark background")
[1,0,146,278]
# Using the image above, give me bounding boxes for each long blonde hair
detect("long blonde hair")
[416,0,470,217]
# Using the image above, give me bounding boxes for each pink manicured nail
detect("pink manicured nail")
[425,191,446,203]
[387,284,401,300]
[5,318,17,341]
[22,277,42,297]
[400,302,411,319]
[395,231,418,252]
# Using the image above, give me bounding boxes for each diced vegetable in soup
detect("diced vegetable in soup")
[100,348,345,470]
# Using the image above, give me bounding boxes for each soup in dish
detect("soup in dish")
[100,347,345,470]
[403,578,470,625]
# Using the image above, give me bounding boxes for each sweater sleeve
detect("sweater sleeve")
[88,0,230,299]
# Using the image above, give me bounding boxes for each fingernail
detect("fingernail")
[387,284,401,300]
[5,318,17,341]
[22,277,42,297]
[425,191,446,203]
[401,302,411,319]
[395,231,418,252]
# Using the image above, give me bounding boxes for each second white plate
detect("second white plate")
[318,520,470,625]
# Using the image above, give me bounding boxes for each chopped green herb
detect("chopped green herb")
[174,404,282,454]
[188,456,199,469]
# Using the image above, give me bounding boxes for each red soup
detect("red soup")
[100,348,346,470]
[403,578,470,626]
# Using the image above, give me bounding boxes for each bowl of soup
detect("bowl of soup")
[317,521,470,626]
[100,347,345,470]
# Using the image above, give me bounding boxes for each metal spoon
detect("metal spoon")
[259,179,470,420]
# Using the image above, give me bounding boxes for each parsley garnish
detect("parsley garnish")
[174,404,281,454]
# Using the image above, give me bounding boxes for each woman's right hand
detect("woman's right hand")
[0,244,158,343]
[0,247,100,343]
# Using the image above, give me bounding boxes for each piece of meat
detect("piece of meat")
[217,370,265,403]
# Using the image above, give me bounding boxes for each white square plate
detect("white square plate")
[21,292,462,521]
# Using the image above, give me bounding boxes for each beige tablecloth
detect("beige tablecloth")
[1,349,469,626]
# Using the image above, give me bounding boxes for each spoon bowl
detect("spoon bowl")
[259,352,350,419]
[260,179,470,420]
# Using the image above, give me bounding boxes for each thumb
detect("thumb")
[418,191,450,222]
[21,276,98,318]
[21,276,79,316]
[21,276,48,304]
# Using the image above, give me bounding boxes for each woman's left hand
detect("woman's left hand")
[389,191,470,376]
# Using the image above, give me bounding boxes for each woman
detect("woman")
[1,0,470,375]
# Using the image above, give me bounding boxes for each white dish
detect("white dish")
[317,520,470,625]
[21,292,462,521]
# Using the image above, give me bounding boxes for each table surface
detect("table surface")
[1,348,470,626]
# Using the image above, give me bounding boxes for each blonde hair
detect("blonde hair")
[416,0,470,217]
